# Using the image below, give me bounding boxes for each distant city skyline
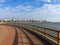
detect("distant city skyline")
[0,0,60,22]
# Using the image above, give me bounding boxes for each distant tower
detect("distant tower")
[11,17,15,21]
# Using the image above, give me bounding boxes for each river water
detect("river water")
[24,22,60,31]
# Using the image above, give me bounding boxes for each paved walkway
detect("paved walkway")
[0,25,43,45]
[0,25,15,45]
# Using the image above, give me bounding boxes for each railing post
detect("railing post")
[57,32,60,44]
[38,27,40,31]
[44,28,47,36]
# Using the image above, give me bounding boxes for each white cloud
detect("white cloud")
[41,4,60,15]
[37,4,60,22]
[21,4,60,21]
[47,0,52,2]
[11,5,32,12]
[0,4,60,21]
[0,0,5,2]
[42,0,52,2]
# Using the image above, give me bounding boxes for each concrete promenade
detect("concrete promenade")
[0,25,43,45]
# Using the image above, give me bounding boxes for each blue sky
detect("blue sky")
[0,0,60,22]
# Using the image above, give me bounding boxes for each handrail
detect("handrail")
[5,23,60,44]
[19,23,60,44]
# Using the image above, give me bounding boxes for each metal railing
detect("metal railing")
[5,22,60,45]
[18,24,60,44]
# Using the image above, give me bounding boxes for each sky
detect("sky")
[0,0,60,22]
